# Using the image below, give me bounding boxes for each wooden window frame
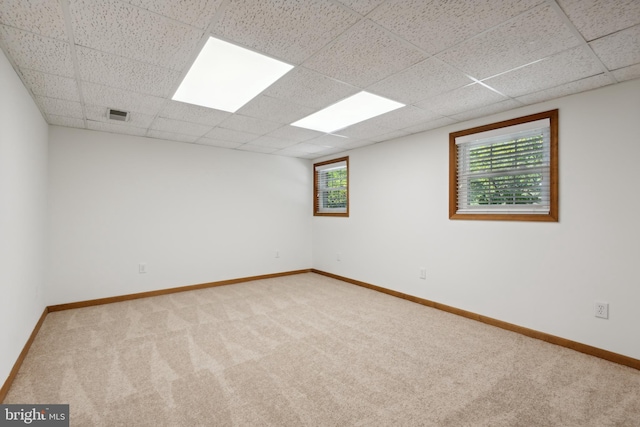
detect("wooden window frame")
[314,156,349,217]
[449,109,558,222]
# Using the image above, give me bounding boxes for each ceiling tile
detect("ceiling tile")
[281,142,331,154]
[76,47,181,97]
[246,135,299,149]
[235,144,278,154]
[127,0,224,30]
[451,99,524,122]
[484,46,605,97]
[0,0,67,40]
[369,0,543,55]
[236,95,315,124]
[339,139,377,150]
[195,138,244,149]
[416,83,507,116]
[69,0,203,70]
[369,129,410,142]
[219,114,282,135]
[87,120,148,137]
[589,24,640,71]
[334,120,395,140]
[266,125,323,142]
[359,105,443,130]
[36,96,83,118]
[211,0,359,64]
[85,105,155,128]
[402,116,457,134]
[160,101,230,127]
[368,58,473,104]
[334,0,386,15]
[303,19,427,88]
[83,82,166,115]
[612,63,640,82]
[20,69,80,102]
[47,115,85,128]
[437,4,580,80]
[557,0,640,41]
[204,127,259,143]
[516,73,615,104]
[307,134,352,147]
[150,117,212,137]
[262,66,359,109]
[0,25,74,76]
[147,129,198,143]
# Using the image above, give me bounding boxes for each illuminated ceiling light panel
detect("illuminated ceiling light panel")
[291,91,405,133]
[172,37,294,113]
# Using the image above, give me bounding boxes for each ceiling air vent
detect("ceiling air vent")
[107,108,129,122]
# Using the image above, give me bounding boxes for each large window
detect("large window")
[314,157,349,217]
[449,110,558,222]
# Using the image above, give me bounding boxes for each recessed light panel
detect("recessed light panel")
[291,92,405,133]
[172,37,294,113]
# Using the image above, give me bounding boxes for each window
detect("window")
[314,157,349,217]
[449,109,558,222]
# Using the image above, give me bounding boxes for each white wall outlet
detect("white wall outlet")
[337,253,341,262]
[595,302,609,319]
[139,263,147,274]
[275,250,280,258]
[419,268,426,279]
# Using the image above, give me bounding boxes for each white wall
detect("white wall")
[47,127,312,304]
[0,51,48,386]
[313,79,640,360]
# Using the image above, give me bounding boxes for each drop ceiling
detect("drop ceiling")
[0,0,638,159]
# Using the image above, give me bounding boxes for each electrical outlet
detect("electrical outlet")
[275,250,280,258]
[595,302,609,319]
[337,253,341,262]
[139,263,147,274]
[419,268,426,279]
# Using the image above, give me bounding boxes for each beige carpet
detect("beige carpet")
[4,273,640,426]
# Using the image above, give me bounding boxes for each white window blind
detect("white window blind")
[315,160,347,214]
[455,118,550,214]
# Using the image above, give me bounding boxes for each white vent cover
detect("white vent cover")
[107,108,129,122]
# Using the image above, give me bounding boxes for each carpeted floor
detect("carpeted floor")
[4,273,640,426]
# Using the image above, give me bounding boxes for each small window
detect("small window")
[449,110,558,222]
[314,157,349,217]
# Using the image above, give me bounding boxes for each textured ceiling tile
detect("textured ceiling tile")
[76,47,180,97]
[369,129,410,142]
[195,138,243,149]
[150,117,212,137]
[205,127,259,143]
[368,58,473,104]
[612,63,640,82]
[0,25,74,76]
[36,96,83,118]
[438,4,580,80]
[83,82,166,115]
[281,142,330,154]
[0,0,67,40]
[451,99,524,122]
[416,84,507,116]
[334,0,386,15]
[589,24,640,71]
[334,121,395,140]
[236,95,315,124]
[246,135,299,149]
[402,116,458,134]
[20,69,80,102]
[47,115,85,128]
[235,144,278,154]
[85,105,155,128]
[484,46,605,97]
[127,0,224,30]
[557,0,640,41]
[159,101,230,127]
[515,74,615,104]
[307,134,352,147]
[266,125,323,142]
[360,106,443,130]
[69,0,203,70]
[262,66,359,109]
[303,19,427,88]
[369,0,543,55]
[219,114,282,135]
[87,120,148,137]
[147,129,198,143]
[340,139,376,150]
[211,0,359,64]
